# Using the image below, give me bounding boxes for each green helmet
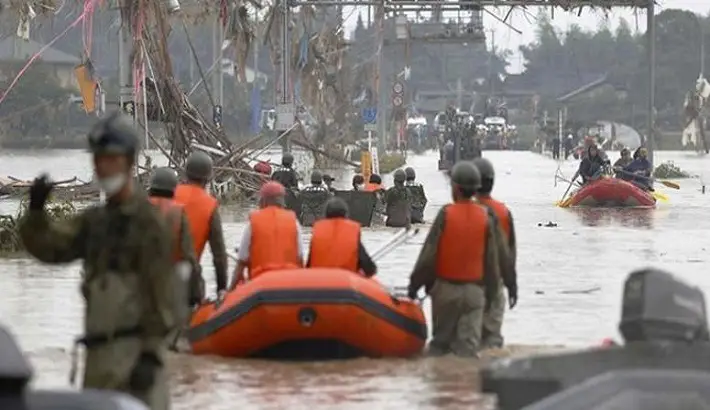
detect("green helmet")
[393,169,406,183]
[472,157,495,180]
[310,170,323,184]
[282,152,294,167]
[150,167,179,193]
[185,151,213,181]
[404,167,416,180]
[450,161,481,190]
[87,111,139,159]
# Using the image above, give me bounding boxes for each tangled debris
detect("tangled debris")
[653,161,691,179]
[0,200,76,255]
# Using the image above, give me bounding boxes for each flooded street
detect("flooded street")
[1,149,709,409]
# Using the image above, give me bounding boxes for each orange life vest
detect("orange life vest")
[436,202,488,282]
[477,195,511,239]
[149,196,185,262]
[173,183,218,261]
[309,218,360,272]
[249,206,302,278]
[365,183,382,192]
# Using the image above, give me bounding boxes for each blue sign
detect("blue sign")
[362,107,377,124]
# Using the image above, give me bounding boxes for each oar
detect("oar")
[652,191,669,202]
[556,170,579,207]
[614,167,680,190]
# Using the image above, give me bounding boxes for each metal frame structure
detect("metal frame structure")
[283,0,655,164]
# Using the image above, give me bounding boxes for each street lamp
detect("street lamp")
[395,15,408,40]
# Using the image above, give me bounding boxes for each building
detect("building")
[0,37,80,89]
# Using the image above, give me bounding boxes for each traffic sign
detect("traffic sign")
[275,103,295,131]
[392,81,404,94]
[364,123,377,132]
[392,95,403,107]
[362,107,377,124]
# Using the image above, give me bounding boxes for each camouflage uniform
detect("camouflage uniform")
[385,170,411,228]
[20,189,174,410]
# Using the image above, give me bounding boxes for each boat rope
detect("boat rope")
[0,0,100,106]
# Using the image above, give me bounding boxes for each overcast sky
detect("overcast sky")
[342,0,710,74]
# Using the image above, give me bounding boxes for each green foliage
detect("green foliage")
[379,152,406,174]
[0,200,76,256]
[653,161,691,179]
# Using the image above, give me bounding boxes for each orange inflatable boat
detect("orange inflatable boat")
[186,268,427,359]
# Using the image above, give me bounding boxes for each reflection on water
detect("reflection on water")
[1,149,710,408]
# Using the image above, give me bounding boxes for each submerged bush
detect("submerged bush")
[653,161,691,179]
[0,200,76,256]
[379,152,407,174]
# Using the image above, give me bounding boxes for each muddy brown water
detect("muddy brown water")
[1,149,709,409]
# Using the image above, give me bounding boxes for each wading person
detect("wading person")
[302,170,330,192]
[307,197,376,277]
[351,174,365,191]
[406,161,501,357]
[384,169,412,228]
[365,174,384,192]
[271,152,299,189]
[230,182,304,287]
[19,112,175,409]
[404,167,428,224]
[174,152,228,302]
[323,174,337,193]
[473,158,518,349]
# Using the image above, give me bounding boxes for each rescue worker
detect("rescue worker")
[148,167,199,306]
[406,161,501,357]
[322,174,336,193]
[19,112,174,409]
[352,174,365,191]
[404,167,428,224]
[473,158,518,349]
[385,169,412,228]
[303,170,330,192]
[306,197,377,277]
[174,152,228,301]
[271,152,299,189]
[624,147,653,190]
[613,147,633,179]
[231,181,304,287]
[365,174,384,192]
[578,144,609,184]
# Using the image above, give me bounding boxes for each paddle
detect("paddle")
[614,167,680,190]
[556,170,579,207]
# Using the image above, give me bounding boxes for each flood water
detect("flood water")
[1,149,709,409]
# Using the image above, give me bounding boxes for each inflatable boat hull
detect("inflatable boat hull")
[565,178,655,208]
[187,268,427,359]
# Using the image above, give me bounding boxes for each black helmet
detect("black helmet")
[393,169,406,183]
[404,167,416,180]
[369,174,382,184]
[282,153,294,167]
[450,161,481,190]
[310,170,323,185]
[323,173,334,182]
[352,174,364,185]
[472,157,495,180]
[150,167,179,193]
[87,112,139,160]
[324,197,349,218]
[185,151,213,181]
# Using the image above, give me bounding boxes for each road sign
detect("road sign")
[392,81,404,94]
[364,123,377,132]
[275,103,295,131]
[121,101,135,117]
[392,95,403,107]
[362,107,377,124]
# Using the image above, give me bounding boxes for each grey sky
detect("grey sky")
[343,1,710,73]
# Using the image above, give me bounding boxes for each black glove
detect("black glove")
[29,174,53,211]
[507,283,518,309]
[407,286,418,301]
[129,352,162,392]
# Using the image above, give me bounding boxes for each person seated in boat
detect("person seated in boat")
[230,182,304,288]
[385,169,412,228]
[365,174,384,192]
[623,147,653,191]
[578,144,610,184]
[322,174,337,193]
[352,174,365,191]
[306,197,377,277]
[613,147,633,179]
[302,171,331,193]
[271,152,299,190]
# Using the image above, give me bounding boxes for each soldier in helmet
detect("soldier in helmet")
[473,157,518,349]
[406,161,504,357]
[19,112,174,409]
[351,174,365,191]
[173,151,228,302]
[322,174,337,193]
[148,167,199,350]
[302,170,330,193]
[404,167,428,224]
[384,169,412,228]
[271,152,299,189]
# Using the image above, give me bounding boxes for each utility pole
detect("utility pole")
[275,0,293,153]
[646,0,655,166]
[212,9,224,129]
[375,0,385,153]
[117,0,133,121]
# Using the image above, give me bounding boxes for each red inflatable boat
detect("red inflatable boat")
[562,178,656,208]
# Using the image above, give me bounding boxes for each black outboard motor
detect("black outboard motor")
[0,325,148,410]
[481,268,710,410]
